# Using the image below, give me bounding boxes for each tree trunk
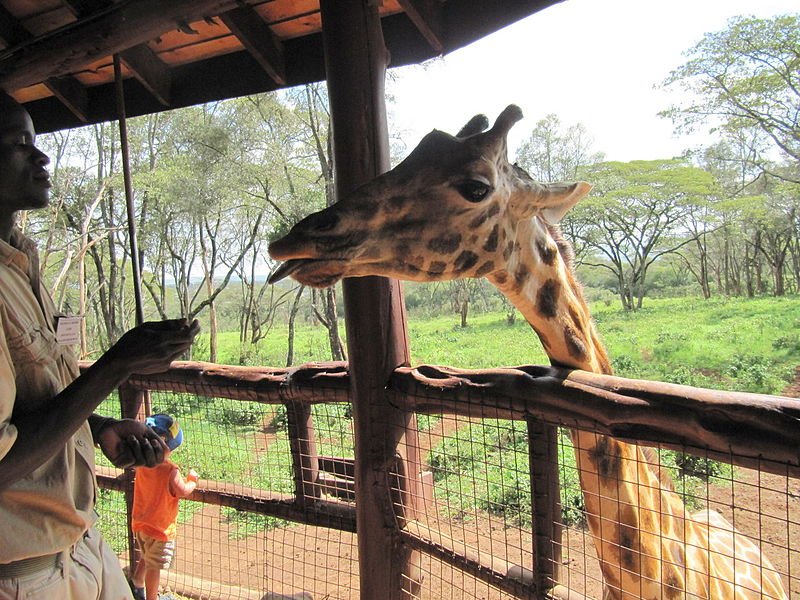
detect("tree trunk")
[285,285,304,367]
[325,286,345,361]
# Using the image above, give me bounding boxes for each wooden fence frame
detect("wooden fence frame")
[87,359,800,599]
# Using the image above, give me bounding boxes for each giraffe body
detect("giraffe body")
[268,105,787,599]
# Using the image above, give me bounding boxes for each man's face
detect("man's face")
[0,101,50,213]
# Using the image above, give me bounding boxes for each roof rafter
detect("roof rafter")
[397,0,443,54]
[0,0,240,92]
[0,3,89,121]
[220,5,286,86]
[119,45,171,106]
[62,0,172,107]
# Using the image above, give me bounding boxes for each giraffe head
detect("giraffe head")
[268,105,591,289]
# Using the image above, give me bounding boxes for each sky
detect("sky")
[386,0,798,163]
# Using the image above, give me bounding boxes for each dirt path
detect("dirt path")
[165,372,800,599]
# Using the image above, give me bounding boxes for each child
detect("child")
[131,414,198,600]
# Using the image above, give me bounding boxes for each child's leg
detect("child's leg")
[132,557,145,588]
[132,533,146,590]
[144,567,160,600]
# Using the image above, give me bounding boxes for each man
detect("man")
[0,91,200,599]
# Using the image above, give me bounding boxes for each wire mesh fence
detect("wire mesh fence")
[90,362,799,599]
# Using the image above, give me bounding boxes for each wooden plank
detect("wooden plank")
[0,0,242,91]
[388,364,800,478]
[397,0,443,53]
[44,75,88,121]
[119,44,171,106]
[220,5,286,85]
[162,570,312,600]
[82,359,800,476]
[0,4,30,46]
[0,4,89,121]
[402,520,537,597]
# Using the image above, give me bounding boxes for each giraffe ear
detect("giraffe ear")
[540,182,592,224]
[490,105,524,137]
[457,114,489,138]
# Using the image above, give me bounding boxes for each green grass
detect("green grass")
[205,295,798,395]
[96,295,799,543]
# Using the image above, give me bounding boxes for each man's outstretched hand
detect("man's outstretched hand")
[96,418,168,468]
[107,318,200,376]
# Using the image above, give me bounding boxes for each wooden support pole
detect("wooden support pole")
[285,400,321,506]
[118,383,146,571]
[319,1,422,597]
[528,418,563,593]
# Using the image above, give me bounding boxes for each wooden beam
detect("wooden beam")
[320,2,423,598]
[63,0,171,107]
[0,5,89,122]
[0,0,241,92]
[219,5,286,86]
[44,76,89,121]
[119,44,171,106]
[397,0,443,54]
[0,4,30,47]
[61,0,113,16]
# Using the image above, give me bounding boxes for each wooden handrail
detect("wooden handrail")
[86,360,800,477]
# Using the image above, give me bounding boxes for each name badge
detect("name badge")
[56,316,82,345]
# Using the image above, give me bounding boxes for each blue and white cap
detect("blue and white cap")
[145,413,183,451]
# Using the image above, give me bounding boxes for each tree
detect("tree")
[662,15,800,184]
[516,114,604,182]
[571,159,718,309]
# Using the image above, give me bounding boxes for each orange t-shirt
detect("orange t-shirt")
[132,461,180,541]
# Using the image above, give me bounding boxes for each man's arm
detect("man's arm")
[0,319,199,490]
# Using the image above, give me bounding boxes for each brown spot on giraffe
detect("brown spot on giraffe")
[503,240,515,261]
[536,239,557,265]
[588,435,622,481]
[564,324,588,362]
[483,225,499,253]
[536,279,560,319]
[475,261,494,277]
[514,263,530,288]
[619,525,640,573]
[428,261,446,275]
[386,195,408,213]
[428,233,462,254]
[454,250,479,273]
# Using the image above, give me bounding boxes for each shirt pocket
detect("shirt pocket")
[5,320,64,409]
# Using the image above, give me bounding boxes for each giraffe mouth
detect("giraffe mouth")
[268,259,347,288]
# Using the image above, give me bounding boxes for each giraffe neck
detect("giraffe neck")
[488,226,703,597]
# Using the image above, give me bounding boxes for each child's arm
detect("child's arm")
[169,467,198,498]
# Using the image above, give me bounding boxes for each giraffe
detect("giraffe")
[267,105,788,600]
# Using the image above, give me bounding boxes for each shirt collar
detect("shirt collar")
[0,227,34,273]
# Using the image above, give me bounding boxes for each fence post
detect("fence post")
[320,1,422,597]
[118,383,147,573]
[285,401,321,505]
[528,418,563,593]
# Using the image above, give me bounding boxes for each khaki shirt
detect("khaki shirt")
[0,228,97,563]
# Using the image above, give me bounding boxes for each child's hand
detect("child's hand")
[186,469,199,482]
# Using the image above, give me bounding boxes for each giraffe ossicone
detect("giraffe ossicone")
[268,105,787,599]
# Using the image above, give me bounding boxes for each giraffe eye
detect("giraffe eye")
[455,179,492,203]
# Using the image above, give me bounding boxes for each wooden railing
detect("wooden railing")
[87,360,800,599]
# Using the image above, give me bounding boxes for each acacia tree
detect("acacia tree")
[571,159,718,309]
[662,14,800,185]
